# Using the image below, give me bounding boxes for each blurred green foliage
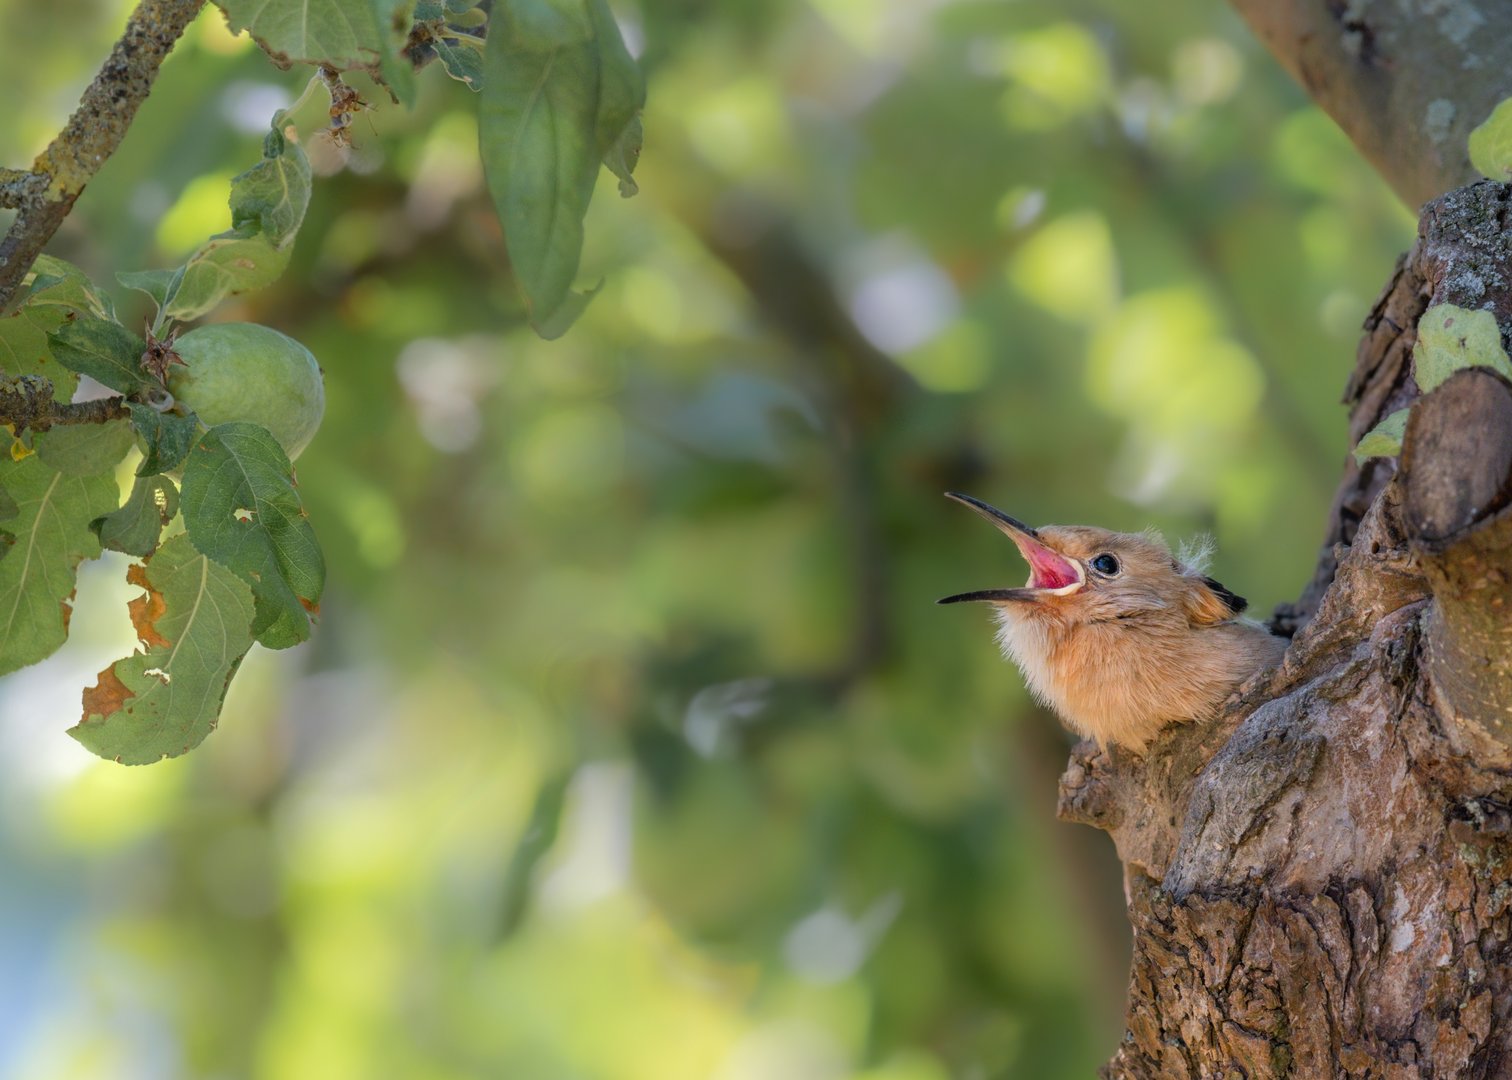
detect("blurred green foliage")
[0,0,1414,1077]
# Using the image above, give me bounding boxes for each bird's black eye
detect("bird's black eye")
[1090,553,1120,576]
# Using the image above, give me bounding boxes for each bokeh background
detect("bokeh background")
[0,1,1415,1077]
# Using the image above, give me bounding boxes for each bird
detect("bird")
[938,492,1287,755]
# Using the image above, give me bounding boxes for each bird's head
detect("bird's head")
[937,492,1248,628]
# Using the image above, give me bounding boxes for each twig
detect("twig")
[0,376,129,431]
[0,0,205,310]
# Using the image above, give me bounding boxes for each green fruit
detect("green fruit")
[167,323,325,461]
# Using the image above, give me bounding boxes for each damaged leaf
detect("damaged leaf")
[181,423,325,649]
[0,303,80,402]
[0,454,119,675]
[70,533,256,765]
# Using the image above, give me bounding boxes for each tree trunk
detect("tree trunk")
[1059,181,1512,1076]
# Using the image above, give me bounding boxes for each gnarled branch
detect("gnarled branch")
[0,376,129,431]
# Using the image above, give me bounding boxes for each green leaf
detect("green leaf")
[531,280,601,340]
[163,233,292,322]
[181,423,324,649]
[26,256,116,320]
[1413,303,1512,392]
[117,267,186,318]
[0,454,119,676]
[479,0,644,336]
[1352,407,1410,464]
[46,316,148,395]
[71,533,256,765]
[1469,97,1512,182]
[128,403,199,477]
[215,0,385,70]
[602,112,642,197]
[34,420,135,476]
[229,128,312,247]
[0,305,80,403]
[91,474,179,557]
[587,0,643,191]
[434,31,484,90]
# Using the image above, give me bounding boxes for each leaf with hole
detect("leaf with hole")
[0,454,119,675]
[181,423,324,649]
[92,475,179,557]
[71,533,255,765]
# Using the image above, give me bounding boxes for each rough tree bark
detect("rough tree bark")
[1050,3,1512,1066]
[1046,6,1512,1070]
[1061,181,1512,1077]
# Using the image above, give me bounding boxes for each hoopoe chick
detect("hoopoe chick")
[939,492,1286,755]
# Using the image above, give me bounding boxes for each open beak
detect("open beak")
[937,492,1084,605]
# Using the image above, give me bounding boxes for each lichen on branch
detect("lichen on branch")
[0,0,205,310]
[0,376,129,432]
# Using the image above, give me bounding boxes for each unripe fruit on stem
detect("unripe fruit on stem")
[167,323,325,461]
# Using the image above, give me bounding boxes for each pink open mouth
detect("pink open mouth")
[1021,539,1081,591]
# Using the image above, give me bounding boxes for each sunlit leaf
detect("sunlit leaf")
[230,124,313,247]
[1469,97,1512,181]
[34,420,135,476]
[181,422,324,649]
[71,533,255,764]
[26,255,116,320]
[0,454,118,676]
[91,474,179,557]
[1413,303,1512,392]
[129,403,199,477]
[46,316,149,395]
[117,267,186,318]
[215,0,385,70]
[163,234,292,322]
[479,0,644,335]
[1352,407,1409,464]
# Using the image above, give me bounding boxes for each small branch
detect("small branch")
[0,376,129,431]
[0,0,205,310]
[0,168,36,210]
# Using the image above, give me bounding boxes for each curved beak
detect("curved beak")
[937,492,1083,605]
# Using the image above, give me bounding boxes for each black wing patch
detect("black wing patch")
[1202,576,1248,615]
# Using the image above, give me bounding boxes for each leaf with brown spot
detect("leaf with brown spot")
[70,533,255,765]
[81,665,135,718]
[125,561,170,649]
